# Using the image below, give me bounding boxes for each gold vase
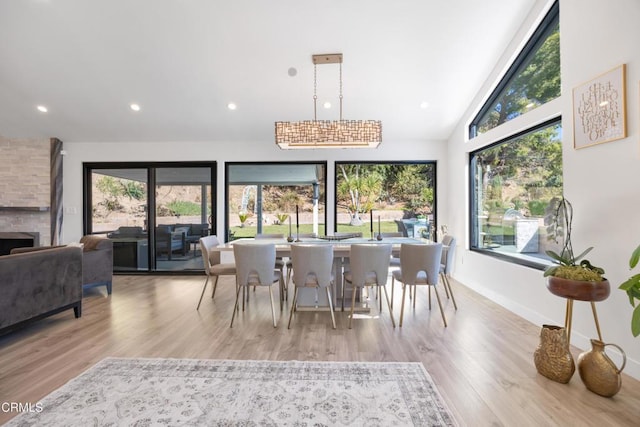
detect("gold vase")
[534,324,575,383]
[578,339,626,397]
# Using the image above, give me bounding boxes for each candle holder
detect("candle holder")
[295,226,301,242]
[287,235,294,242]
[376,233,383,241]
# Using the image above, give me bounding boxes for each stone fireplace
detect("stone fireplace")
[0,137,63,247]
[0,231,40,256]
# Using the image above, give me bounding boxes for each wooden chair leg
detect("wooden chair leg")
[391,277,395,309]
[442,274,457,310]
[269,286,277,328]
[399,283,408,327]
[287,287,298,329]
[196,276,209,310]
[230,285,242,328]
[382,285,396,328]
[349,285,357,329]
[326,287,336,329]
[433,285,447,327]
[211,276,219,299]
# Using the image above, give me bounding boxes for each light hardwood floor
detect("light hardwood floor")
[1,274,638,426]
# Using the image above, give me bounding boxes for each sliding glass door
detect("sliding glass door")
[84,162,216,273]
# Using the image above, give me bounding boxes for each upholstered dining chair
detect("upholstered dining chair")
[284,232,318,288]
[231,242,281,328]
[255,233,286,303]
[391,243,445,327]
[343,244,395,329]
[197,235,236,310]
[440,235,458,310]
[287,244,336,329]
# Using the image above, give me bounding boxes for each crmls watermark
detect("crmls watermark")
[1,402,43,413]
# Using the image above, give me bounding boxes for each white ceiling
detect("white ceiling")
[0,0,537,144]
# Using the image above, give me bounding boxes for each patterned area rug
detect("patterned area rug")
[6,358,457,426]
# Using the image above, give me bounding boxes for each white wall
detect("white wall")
[446,0,640,379]
[62,137,448,242]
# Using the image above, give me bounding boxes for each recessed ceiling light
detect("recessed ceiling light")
[36,105,48,113]
[130,103,141,112]
[323,102,331,109]
[420,102,429,109]
[288,67,297,77]
[227,103,237,110]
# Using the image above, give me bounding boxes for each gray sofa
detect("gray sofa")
[80,235,113,294]
[0,245,83,335]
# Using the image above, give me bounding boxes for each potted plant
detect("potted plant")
[619,243,640,337]
[238,211,248,228]
[543,197,610,303]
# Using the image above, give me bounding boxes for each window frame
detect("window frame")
[468,0,560,139]
[468,116,562,270]
[333,160,438,238]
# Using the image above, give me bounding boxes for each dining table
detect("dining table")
[213,236,429,311]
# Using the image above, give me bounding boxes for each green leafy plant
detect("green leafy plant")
[543,197,605,281]
[276,213,289,224]
[166,200,200,216]
[238,211,249,227]
[619,244,640,337]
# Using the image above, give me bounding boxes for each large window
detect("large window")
[469,1,559,138]
[335,162,437,239]
[84,162,216,273]
[225,162,326,241]
[470,119,562,267]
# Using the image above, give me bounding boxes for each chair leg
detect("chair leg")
[399,283,408,327]
[269,286,277,328]
[443,274,457,310]
[106,281,112,295]
[230,285,243,328]
[414,285,419,309]
[211,276,219,299]
[287,287,299,329]
[349,285,357,329]
[433,285,447,327]
[391,277,395,309]
[326,287,337,329]
[196,276,210,310]
[382,285,396,328]
[441,272,451,299]
[341,277,346,312]
[427,286,431,309]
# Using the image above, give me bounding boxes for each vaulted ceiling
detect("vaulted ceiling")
[0,0,537,143]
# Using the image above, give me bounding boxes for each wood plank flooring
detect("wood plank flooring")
[1,274,639,426]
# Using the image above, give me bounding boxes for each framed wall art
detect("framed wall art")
[572,64,626,149]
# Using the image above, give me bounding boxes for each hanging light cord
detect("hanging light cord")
[339,61,343,121]
[313,63,318,121]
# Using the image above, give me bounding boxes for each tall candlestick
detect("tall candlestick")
[288,215,292,236]
[378,216,381,235]
[296,205,299,228]
[370,209,373,233]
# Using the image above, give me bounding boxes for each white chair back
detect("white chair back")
[349,244,392,287]
[233,243,276,287]
[443,236,456,274]
[399,243,443,286]
[200,235,221,274]
[290,244,333,288]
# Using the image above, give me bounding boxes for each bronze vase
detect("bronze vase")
[534,324,575,383]
[578,339,626,397]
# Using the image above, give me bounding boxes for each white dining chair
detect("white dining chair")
[392,243,446,327]
[287,244,336,329]
[231,242,281,328]
[284,232,317,288]
[440,235,458,310]
[196,235,236,310]
[343,244,395,329]
[255,233,286,306]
